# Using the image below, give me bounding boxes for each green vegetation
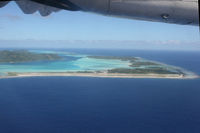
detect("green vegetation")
[0,50,61,63]
[88,56,138,61]
[108,68,181,74]
[7,72,18,76]
[88,55,182,75]
[88,55,160,67]
[76,71,94,73]
[130,61,159,67]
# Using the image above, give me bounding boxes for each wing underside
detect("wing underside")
[0,0,199,25]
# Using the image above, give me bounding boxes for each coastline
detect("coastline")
[0,72,199,79]
[1,50,198,80]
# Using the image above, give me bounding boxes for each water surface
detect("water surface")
[0,49,200,133]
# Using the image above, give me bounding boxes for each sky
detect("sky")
[0,1,199,50]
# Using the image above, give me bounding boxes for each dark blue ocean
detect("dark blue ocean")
[0,49,200,133]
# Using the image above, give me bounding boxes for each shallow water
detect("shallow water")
[0,50,130,73]
[0,49,191,75]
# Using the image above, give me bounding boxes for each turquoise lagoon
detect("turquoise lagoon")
[0,50,131,74]
[0,49,194,78]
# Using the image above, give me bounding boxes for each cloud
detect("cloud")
[0,14,22,21]
[0,40,199,51]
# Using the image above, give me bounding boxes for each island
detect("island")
[0,50,61,63]
[0,50,198,79]
[88,56,180,74]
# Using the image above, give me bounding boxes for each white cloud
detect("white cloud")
[0,40,199,51]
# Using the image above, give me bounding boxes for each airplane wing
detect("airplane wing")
[0,0,199,26]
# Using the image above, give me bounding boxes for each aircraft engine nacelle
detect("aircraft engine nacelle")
[69,0,198,26]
